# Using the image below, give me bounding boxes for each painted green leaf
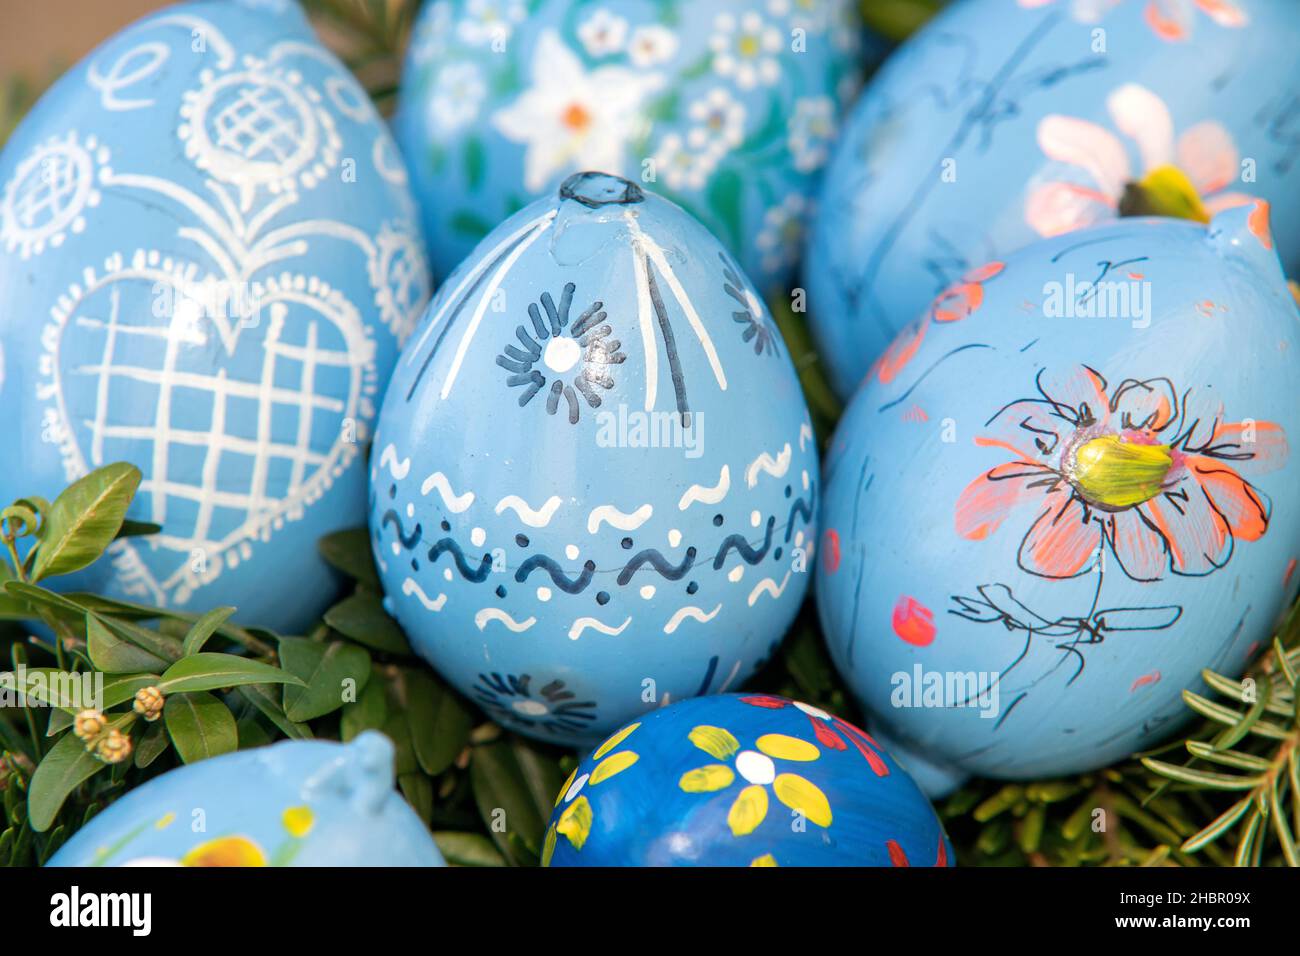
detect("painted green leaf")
[164,691,238,764]
[158,653,304,694]
[31,463,141,581]
[464,137,486,191]
[279,637,371,723]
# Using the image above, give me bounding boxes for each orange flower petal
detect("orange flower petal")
[1190,460,1270,542]
[1019,497,1099,579]
[955,462,1042,541]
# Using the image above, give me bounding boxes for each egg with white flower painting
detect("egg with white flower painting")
[370,172,818,746]
[806,0,1300,399]
[395,0,865,291]
[0,0,430,632]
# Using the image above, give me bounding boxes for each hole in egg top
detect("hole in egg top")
[371,173,819,747]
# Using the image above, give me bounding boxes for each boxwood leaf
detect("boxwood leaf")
[158,652,303,694]
[32,463,141,581]
[28,728,112,832]
[279,637,371,723]
[317,528,380,590]
[164,691,237,764]
[324,592,411,655]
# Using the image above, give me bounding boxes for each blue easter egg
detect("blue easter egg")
[0,0,430,632]
[806,0,1300,399]
[816,204,1300,783]
[542,693,953,866]
[395,0,865,291]
[47,732,444,866]
[371,172,819,747]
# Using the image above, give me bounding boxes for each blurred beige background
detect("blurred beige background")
[0,0,169,78]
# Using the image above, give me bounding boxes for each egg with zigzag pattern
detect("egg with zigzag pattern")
[370,171,818,747]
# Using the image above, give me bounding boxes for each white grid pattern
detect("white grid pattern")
[12,151,80,228]
[212,84,302,164]
[73,301,351,554]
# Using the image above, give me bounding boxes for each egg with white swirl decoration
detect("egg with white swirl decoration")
[816,203,1300,786]
[371,171,818,746]
[395,0,865,291]
[47,732,445,867]
[0,0,430,632]
[806,0,1300,399]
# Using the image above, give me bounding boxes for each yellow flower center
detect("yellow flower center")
[739,34,760,57]
[1067,434,1173,509]
[1118,164,1209,223]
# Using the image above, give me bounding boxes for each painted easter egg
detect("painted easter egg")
[395,0,865,291]
[371,171,819,747]
[806,0,1300,399]
[0,0,430,632]
[48,732,444,866]
[816,203,1300,784]
[541,693,953,866]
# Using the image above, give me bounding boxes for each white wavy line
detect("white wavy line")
[495,494,564,528]
[420,471,475,513]
[663,604,722,634]
[568,616,631,640]
[587,503,652,534]
[402,577,446,611]
[474,608,536,632]
[747,570,793,607]
[441,212,556,399]
[406,210,556,365]
[378,443,410,480]
[799,423,813,452]
[678,465,730,510]
[745,443,792,488]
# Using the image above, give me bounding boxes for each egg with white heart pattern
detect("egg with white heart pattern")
[541,693,953,867]
[394,0,866,292]
[815,203,1300,785]
[47,732,444,867]
[0,0,430,631]
[370,171,818,747]
[805,0,1300,399]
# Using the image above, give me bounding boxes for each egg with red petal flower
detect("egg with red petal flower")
[816,204,1300,787]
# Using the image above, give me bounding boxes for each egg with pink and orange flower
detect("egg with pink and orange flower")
[806,0,1300,399]
[816,203,1300,788]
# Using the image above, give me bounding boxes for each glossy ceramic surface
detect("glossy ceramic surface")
[396,0,865,291]
[371,171,818,747]
[816,204,1300,781]
[48,732,445,866]
[543,693,953,866]
[806,0,1300,398]
[0,0,430,632]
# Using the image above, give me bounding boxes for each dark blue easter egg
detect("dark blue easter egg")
[543,693,953,866]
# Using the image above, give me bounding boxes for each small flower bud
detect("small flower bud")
[74,709,107,742]
[95,729,132,765]
[133,686,165,722]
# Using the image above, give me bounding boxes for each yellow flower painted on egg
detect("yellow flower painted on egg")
[543,721,642,864]
[678,724,831,837]
[181,835,268,867]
